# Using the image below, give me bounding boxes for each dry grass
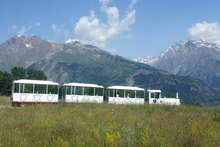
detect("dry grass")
[0,103,219,146]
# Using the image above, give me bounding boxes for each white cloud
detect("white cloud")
[8,23,41,36]
[51,24,71,41]
[128,0,138,9]
[8,25,32,35]
[18,26,32,35]
[52,24,59,32]
[188,21,220,45]
[11,25,18,30]
[99,0,111,5]
[74,0,137,47]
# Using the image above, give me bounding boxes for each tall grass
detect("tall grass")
[0,102,220,146]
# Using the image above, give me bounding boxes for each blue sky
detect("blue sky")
[1,0,220,58]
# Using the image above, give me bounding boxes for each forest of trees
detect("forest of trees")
[0,67,47,96]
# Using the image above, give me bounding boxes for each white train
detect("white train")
[63,83,104,103]
[107,86,145,104]
[12,79,59,106]
[11,79,181,106]
[148,90,180,105]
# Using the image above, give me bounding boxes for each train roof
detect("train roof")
[107,86,145,91]
[13,79,59,85]
[147,90,162,93]
[63,83,104,88]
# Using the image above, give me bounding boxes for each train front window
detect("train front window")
[151,93,155,98]
[150,92,161,99]
[155,92,160,99]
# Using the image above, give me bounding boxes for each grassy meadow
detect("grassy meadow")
[0,96,11,105]
[0,97,220,146]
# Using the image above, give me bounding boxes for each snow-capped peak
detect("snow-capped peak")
[65,39,80,44]
[25,43,32,48]
[133,56,158,65]
[165,39,220,55]
[134,39,220,66]
[16,34,23,38]
[190,39,220,48]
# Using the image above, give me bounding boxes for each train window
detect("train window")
[34,85,46,94]
[117,90,124,98]
[20,84,25,93]
[75,87,83,95]
[24,84,33,93]
[14,83,19,93]
[151,93,154,98]
[145,92,149,99]
[72,86,76,95]
[136,91,144,98]
[126,90,135,98]
[48,85,58,94]
[109,89,114,97]
[84,87,94,96]
[155,93,160,99]
[95,88,103,96]
[66,86,71,95]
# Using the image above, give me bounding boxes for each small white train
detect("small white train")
[63,83,104,103]
[148,90,180,105]
[12,79,59,106]
[11,79,181,106]
[107,86,145,104]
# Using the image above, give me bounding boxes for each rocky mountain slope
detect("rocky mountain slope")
[1,36,220,105]
[135,40,220,89]
[0,35,62,71]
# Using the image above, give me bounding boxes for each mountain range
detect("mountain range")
[134,40,220,90]
[1,35,220,105]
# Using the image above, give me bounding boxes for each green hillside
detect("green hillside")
[30,42,220,105]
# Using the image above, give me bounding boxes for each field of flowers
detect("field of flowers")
[0,97,219,146]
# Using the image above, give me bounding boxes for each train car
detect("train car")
[12,79,59,106]
[63,83,104,103]
[148,90,180,105]
[11,79,181,106]
[107,86,145,104]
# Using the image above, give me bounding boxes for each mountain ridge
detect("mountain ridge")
[134,39,220,89]
[1,35,220,105]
